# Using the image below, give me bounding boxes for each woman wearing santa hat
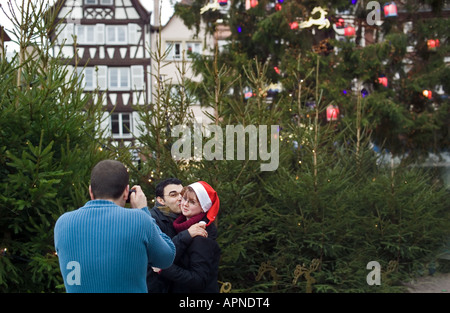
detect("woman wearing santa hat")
[154,181,221,293]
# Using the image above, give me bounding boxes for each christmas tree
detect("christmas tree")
[165,0,450,292]
[176,0,449,160]
[0,0,111,292]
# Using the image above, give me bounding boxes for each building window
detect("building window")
[85,0,112,4]
[106,25,127,44]
[167,42,182,60]
[186,42,202,58]
[111,113,132,138]
[77,66,107,91]
[78,67,135,91]
[109,67,130,90]
[77,67,95,90]
[75,25,96,44]
[84,67,94,90]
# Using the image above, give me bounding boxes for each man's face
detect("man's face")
[159,184,183,214]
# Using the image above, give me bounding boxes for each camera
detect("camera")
[126,189,136,203]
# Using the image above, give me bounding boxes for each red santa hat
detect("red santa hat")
[189,181,219,226]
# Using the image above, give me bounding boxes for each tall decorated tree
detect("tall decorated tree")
[166,0,450,292]
[176,0,449,160]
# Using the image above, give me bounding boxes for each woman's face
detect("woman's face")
[180,190,203,219]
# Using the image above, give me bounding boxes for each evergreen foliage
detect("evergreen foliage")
[166,0,450,292]
[0,0,110,292]
[0,0,448,293]
[176,0,450,159]
[137,44,449,291]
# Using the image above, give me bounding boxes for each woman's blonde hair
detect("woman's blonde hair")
[180,185,199,203]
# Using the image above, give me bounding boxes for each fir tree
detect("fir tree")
[156,6,450,290]
[0,0,110,292]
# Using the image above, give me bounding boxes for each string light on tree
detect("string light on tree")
[422,90,432,99]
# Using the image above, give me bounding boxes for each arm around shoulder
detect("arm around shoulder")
[146,217,176,269]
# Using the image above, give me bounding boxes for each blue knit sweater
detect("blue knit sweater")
[54,200,176,293]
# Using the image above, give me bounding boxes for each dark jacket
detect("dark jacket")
[159,215,221,293]
[147,204,192,293]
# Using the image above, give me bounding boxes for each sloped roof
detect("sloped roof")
[0,26,11,42]
[50,0,151,23]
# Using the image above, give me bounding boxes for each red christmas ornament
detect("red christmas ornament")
[326,105,340,122]
[245,0,258,9]
[274,67,281,75]
[427,39,440,51]
[378,76,388,87]
[383,2,398,17]
[275,3,282,11]
[344,26,355,36]
[290,21,299,30]
[335,18,344,29]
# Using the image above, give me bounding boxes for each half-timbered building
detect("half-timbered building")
[51,0,151,146]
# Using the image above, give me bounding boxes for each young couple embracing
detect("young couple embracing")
[148,178,221,293]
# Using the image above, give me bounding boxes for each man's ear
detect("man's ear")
[89,185,95,200]
[123,185,130,201]
[156,196,165,206]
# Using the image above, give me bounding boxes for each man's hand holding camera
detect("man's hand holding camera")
[128,185,148,209]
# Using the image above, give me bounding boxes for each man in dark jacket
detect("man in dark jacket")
[147,178,207,293]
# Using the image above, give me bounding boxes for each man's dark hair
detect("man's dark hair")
[155,178,183,199]
[90,160,129,200]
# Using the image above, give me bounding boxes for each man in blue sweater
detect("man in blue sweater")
[54,160,175,293]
